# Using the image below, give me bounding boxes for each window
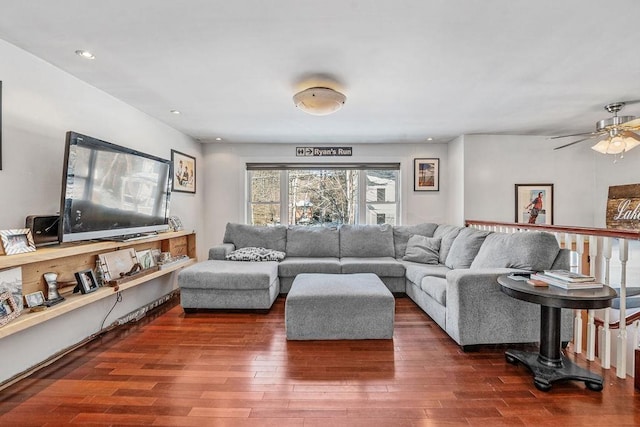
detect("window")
[247,164,399,226]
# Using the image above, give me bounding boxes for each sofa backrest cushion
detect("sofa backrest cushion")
[402,235,441,265]
[470,231,561,271]
[223,223,287,252]
[286,226,339,257]
[339,224,395,258]
[445,227,493,269]
[433,224,463,264]
[392,223,438,258]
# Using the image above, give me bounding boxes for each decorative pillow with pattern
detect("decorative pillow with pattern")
[225,247,286,262]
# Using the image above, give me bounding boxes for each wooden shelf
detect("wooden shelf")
[0,231,196,340]
[0,258,194,340]
[0,230,195,270]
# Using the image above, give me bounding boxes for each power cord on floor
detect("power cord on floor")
[100,291,122,331]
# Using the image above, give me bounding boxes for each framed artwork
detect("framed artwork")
[515,184,554,225]
[0,291,20,326]
[98,248,138,281]
[171,150,196,194]
[25,291,45,308]
[74,269,99,294]
[0,229,36,255]
[414,158,439,191]
[0,267,23,313]
[136,249,156,269]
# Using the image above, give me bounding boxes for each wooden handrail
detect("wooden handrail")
[465,220,640,240]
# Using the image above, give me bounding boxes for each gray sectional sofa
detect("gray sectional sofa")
[179,222,573,348]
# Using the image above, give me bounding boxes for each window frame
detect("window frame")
[246,163,400,226]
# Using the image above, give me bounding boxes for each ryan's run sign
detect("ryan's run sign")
[296,147,353,157]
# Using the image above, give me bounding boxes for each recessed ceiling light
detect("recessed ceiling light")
[75,49,95,59]
[426,137,434,141]
[215,137,223,141]
[170,110,181,115]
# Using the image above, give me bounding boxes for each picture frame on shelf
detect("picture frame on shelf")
[0,291,20,327]
[413,158,439,191]
[0,266,23,312]
[515,183,554,225]
[171,150,196,194]
[168,215,183,231]
[136,249,156,269]
[97,248,138,282]
[25,290,45,308]
[0,228,36,255]
[74,269,99,294]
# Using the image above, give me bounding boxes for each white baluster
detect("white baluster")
[584,235,596,361]
[600,237,612,369]
[564,233,582,355]
[617,238,629,378]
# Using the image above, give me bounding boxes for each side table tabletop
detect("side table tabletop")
[498,275,617,391]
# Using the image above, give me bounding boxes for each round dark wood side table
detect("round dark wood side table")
[498,275,617,392]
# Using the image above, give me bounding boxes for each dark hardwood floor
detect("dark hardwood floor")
[1,295,639,426]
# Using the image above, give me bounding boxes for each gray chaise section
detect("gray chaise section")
[178,260,279,310]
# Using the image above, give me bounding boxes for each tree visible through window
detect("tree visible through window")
[247,165,399,226]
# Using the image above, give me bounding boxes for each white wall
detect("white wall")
[461,134,640,227]
[0,40,204,383]
[202,142,449,252]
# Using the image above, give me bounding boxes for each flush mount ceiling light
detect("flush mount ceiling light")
[293,87,346,116]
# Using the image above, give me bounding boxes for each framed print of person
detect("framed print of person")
[171,150,196,194]
[515,184,554,225]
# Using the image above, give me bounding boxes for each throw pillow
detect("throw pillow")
[402,235,441,264]
[225,247,286,262]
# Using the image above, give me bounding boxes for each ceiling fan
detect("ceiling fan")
[551,102,640,155]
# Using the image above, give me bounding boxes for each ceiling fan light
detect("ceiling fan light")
[591,139,612,154]
[591,135,640,155]
[293,87,346,116]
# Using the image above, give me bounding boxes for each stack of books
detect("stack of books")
[529,270,603,290]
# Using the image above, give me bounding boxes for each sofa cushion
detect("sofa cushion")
[225,247,286,262]
[402,261,451,285]
[470,231,561,271]
[278,257,341,277]
[339,224,395,258]
[223,223,287,252]
[392,223,438,258]
[444,228,492,269]
[286,226,339,257]
[433,224,463,264]
[402,235,441,265]
[420,276,447,306]
[340,257,405,277]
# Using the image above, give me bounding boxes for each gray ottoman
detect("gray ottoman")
[285,273,394,340]
[178,260,280,311]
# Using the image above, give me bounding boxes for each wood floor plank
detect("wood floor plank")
[1,295,639,426]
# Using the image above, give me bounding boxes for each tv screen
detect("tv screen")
[59,131,171,242]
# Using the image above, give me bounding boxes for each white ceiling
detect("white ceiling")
[2,0,640,146]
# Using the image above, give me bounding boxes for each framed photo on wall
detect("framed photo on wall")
[414,158,439,191]
[171,150,196,194]
[515,184,554,225]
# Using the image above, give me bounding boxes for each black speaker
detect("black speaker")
[25,215,60,247]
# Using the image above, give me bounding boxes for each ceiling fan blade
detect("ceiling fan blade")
[621,117,640,129]
[553,135,599,150]
[549,131,599,140]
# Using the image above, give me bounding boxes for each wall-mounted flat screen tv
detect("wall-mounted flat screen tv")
[59,131,171,242]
